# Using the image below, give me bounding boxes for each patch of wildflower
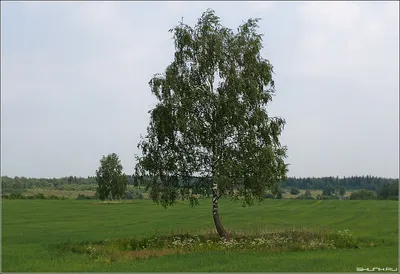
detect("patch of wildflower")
[86,246,96,253]
[85,246,97,257]
[168,236,202,251]
[161,232,339,252]
[63,228,359,262]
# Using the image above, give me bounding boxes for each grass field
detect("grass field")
[2,199,398,272]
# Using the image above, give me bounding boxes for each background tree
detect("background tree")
[96,153,128,201]
[134,9,288,238]
[339,187,346,196]
[322,185,335,196]
[376,182,398,200]
[350,189,377,200]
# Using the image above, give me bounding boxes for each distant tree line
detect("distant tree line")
[2,175,396,191]
[1,175,398,201]
[280,176,398,191]
[1,175,135,191]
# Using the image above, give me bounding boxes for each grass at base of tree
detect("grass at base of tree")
[2,199,398,272]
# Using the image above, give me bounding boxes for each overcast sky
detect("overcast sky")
[1,1,399,179]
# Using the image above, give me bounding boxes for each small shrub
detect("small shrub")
[77,194,97,200]
[316,194,329,200]
[263,193,274,199]
[296,194,315,200]
[276,192,283,199]
[332,229,358,248]
[326,195,340,200]
[290,188,300,195]
[123,189,144,200]
[34,193,46,200]
[9,192,25,199]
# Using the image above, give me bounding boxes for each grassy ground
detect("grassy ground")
[2,199,398,272]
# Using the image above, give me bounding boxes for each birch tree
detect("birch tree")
[135,9,288,238]
[96,153,127,201]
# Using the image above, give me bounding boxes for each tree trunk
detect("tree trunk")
[212,183,228,239]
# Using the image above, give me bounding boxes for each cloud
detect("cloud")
[292,2,399,80]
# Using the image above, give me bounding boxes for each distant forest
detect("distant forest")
[1,175,398,191]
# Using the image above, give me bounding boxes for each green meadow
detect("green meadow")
[2,199,398,272]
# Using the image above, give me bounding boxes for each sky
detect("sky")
[1,1,399,179]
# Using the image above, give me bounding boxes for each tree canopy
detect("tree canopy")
[96,153,128,201]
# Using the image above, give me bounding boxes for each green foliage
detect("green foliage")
[1,175,396,193]
[96,153,128,201]
[135,9,288,209]
[350,189,377,200]
[326,195,340,200]
[376,182,398,200]
[331,229,358,248]
[322,185,335,196]
[276,192,283,199]
[281,176,398,191]
[7,192,25,199]
[76,194,98,200]
[339,187,346,196]
[263,193,275,199]
[2,193,67,200]
[296,194,315,200]
[58,184,98,191]
[289,188,300,195]
[123,189,144,200]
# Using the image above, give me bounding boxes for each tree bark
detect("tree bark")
[212,183,228,239]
